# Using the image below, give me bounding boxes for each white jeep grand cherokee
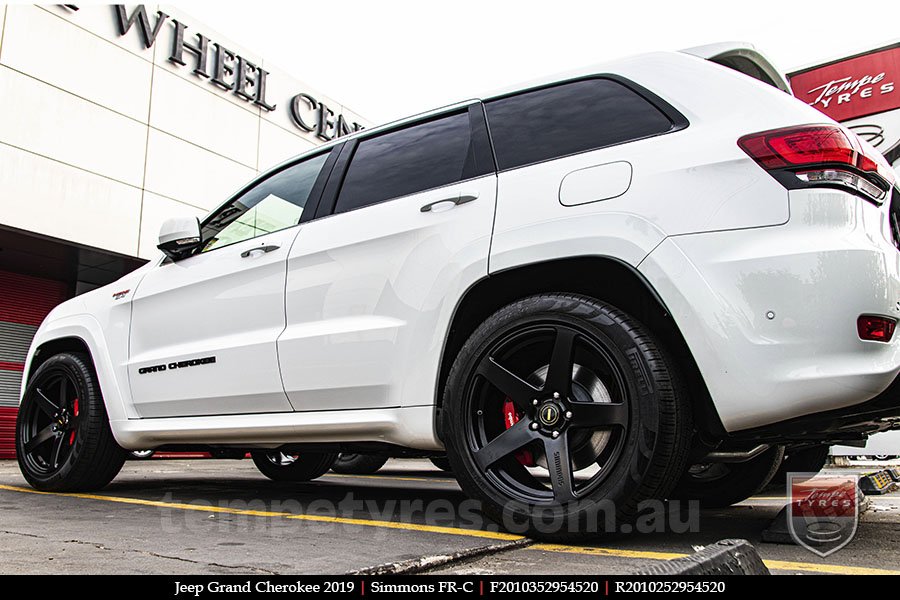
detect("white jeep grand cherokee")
[16,50,900,539]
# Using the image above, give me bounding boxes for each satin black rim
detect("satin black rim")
[19,369,81,476]
[463,322,630,505]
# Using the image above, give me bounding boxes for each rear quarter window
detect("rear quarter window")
[484,78,679,171]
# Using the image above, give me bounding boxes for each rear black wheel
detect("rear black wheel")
[773,445,830,485]
[251,450,337,482]
[443,293,691,541]
[16,352,126,491]
[673,446,784,508]
[331,453,388,475]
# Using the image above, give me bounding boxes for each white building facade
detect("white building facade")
[0,4,370,452]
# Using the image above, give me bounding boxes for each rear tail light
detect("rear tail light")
[738,125,894,204]
[857,315,896,342]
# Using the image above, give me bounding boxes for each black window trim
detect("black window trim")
[315,103,496,219]
[482,73,690,174]
[186,144,343,258]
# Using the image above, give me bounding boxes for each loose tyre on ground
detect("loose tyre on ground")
[16,352,127,491]
[673,446,785,508]
[251,450,337,482]
[331,453,388,475]
[442,293,691,541]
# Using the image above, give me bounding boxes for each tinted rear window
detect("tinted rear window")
[485,78,675,170]
[335,111,489,214]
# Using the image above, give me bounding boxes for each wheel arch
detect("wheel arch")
[433,255,725,442]
[23,316,132,425]
[26,336,94,384]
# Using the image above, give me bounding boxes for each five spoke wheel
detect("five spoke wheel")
[465,323,629,504]
[19,373,80,475]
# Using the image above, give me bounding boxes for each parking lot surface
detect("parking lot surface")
[1,458,898,575]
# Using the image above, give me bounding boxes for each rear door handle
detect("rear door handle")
[240,244,280,258]
[420,192,480,213]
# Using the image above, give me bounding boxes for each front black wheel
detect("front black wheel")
[443,293,691,541]
[251,450,337,482]
[16,352,127,491]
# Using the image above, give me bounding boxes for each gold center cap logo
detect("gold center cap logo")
[539,403,561,426]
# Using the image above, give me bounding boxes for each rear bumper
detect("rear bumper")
[640,187,900,433]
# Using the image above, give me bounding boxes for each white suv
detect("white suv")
[16,50,899,539]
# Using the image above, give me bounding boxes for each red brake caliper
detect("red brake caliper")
[502,398,534,466]
[69,398,79,445]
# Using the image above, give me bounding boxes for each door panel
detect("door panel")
[128,228,299,417]
[278,175,497,412]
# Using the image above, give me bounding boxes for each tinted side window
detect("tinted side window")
[485,78,675,170]
[335,110,490,214]
[201,151,330,252]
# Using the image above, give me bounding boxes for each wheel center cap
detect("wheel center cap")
[538,402,562,427]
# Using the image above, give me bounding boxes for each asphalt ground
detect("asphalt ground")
[0,458,898,575]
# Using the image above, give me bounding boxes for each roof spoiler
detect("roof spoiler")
[681,42,791,94]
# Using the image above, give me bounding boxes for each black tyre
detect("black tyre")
[443,293,691,541]
[673,446,785,508]
[773,445,830,484]
[331,453,388,474]
[251,450,337,482]
[16,352,127,491]
[430,456,452,472]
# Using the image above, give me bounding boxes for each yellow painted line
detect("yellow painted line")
[1,483,897,574]
[322,473,457,484]
[762,560,900,575]
[283,513,519,540]
[531,543,686,561]
[0,484,519,541]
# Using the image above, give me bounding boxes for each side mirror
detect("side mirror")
[157,216,202,260]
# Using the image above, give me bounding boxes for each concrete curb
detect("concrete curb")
[349,537,533,575]
[635,539,770,575]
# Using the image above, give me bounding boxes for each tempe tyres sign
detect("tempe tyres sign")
[789,44,900,167]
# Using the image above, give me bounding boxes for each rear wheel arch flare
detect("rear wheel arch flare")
[434,256,724,440]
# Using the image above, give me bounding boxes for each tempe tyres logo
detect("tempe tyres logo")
[789,46,900,123]
[787,474,859,557]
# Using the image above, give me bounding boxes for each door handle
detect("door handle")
[240,244,280,258]
[420,192,480,213]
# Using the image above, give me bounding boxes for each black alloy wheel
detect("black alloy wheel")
[18,371,80,476]
[331,453,389,474]
[251,450,337,482]
[443,294,691,540]
[16,352,126,491]
[672,445,785,507]
[462,322,629,505]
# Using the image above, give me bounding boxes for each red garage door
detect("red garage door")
[0,270,69,459]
